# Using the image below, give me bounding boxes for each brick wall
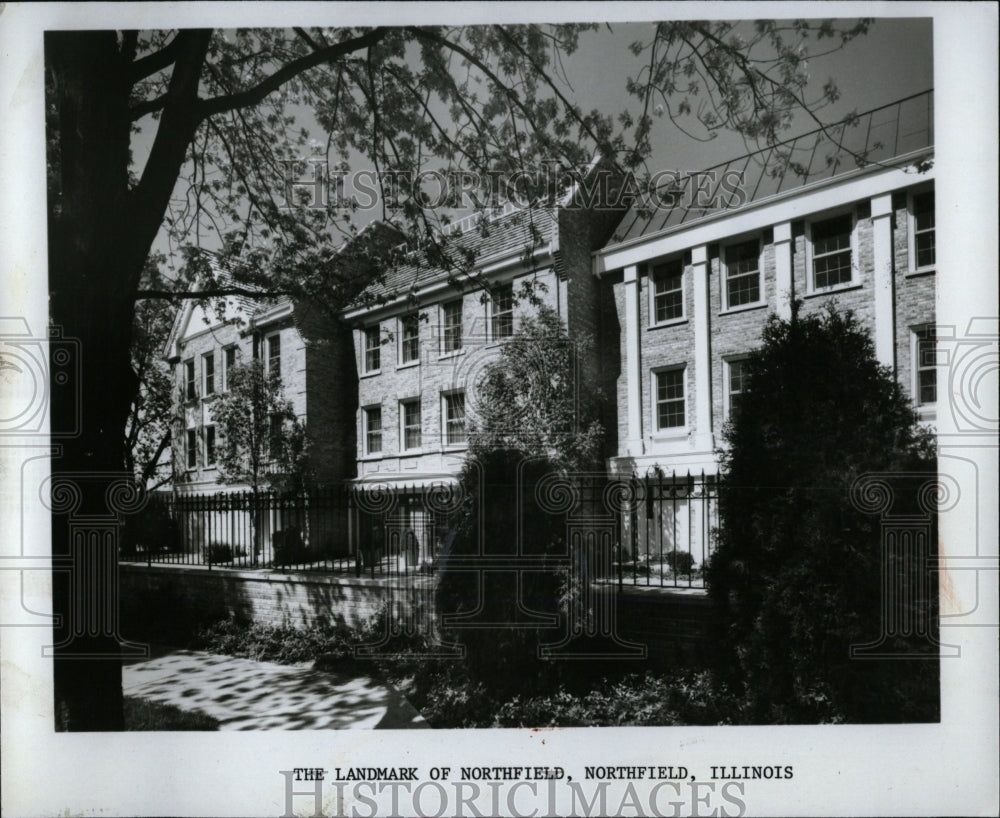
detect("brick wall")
[120,563,418,637]
[609,180,937,463]
[353,267,560,480]
[120,565,713,666]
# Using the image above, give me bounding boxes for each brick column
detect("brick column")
[623,264,644,456]
[871,192,896,370]
[774,221,794,320]
[692,245,714,451]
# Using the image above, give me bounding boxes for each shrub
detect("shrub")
[205,542,234,563]
[666,549,695,574]
[272,526,309,566]
[706,305,938,723]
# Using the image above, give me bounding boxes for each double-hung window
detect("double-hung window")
[654,368,686,430]
[364,326,381,373]
[364,406,383,454]
[202,352,215,396]
[401,399,422,450]
[400,314,419,365]
[724,239,762,309]
[184,359,196,401]
[914,326,937,406]
[651,259,684,324]
[491,283,514,340]
[442,300,463,353]
[910,190,936,272]
[444,392,467,445]
[810,213,854,290]
[204,425,216,466]
[266,333,281,378]
[726,358,748,418]
[223,346,237,391]
[186,429,197,469]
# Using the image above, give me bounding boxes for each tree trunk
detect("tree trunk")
[46,26,209,729]
[46,32,148,731]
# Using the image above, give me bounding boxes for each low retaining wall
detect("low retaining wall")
[120,565,714,665]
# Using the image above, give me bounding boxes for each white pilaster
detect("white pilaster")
[774,221,794,320]
[691,246,713,451]
[623,265,644,456]
[871,192,896,370]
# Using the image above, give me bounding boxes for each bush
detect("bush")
[205,542,234,563]
[706,305,938,723]
[666,549,695,574]
[272,526,309,566]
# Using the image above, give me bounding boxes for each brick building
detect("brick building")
[592,90,935,569]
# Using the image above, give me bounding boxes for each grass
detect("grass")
[123,696,220,730]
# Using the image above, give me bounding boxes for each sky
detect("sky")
[147,17,933,268]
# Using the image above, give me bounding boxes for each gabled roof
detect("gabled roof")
[609,89,934,246]
[353,206,559,304]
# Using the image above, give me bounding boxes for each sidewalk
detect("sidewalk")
[123,648,428,730]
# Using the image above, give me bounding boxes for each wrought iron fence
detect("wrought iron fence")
[119,471,717,589]
[118,484,462,577]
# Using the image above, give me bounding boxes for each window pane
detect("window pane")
[366,407,382,453]
[655,370,685,428]
[403,401,421,449]
[205,426,216,465]
[364,327,380,372]
[916,328,937,405]
[185,360,196,400]
[443,301,463,352]
[814,249,853,289]
[186,430,197,468]
[652,261,683,323]
[492,284,514,339]
[401,315,419,363]
[812,214,854,289]
[728,359,747,415]
[268,335,281,377]
[446,393,466,444]
[726,241,761,307]
[204,354,215,395]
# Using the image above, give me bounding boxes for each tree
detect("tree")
[44,21,872,728]
[705,304,938,723]
[437,306,606,694]
[124,258,175,492]
[210,359,309,564]
[211,360,309,496]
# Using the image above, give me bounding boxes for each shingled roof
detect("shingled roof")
[353,206,559,303]
[610,89,934,246]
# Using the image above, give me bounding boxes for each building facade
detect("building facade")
[595,90,936,478]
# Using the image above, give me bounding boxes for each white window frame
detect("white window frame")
[363,325,382,374]
[650,365,688,435]
[723,356,751,421]
[907,187,936,275]
[397,314,420,367]
[222,345,237,392]
[440,299,464,355]
[720,238,766,313]
[488,281,515,342]
[441,390,467,448]
[400,398,422,451]
[804,210,860,295]
[911,324,938,420]
[202,351,215,397]
[648,258,687,328]
[362,404,383,456]
[265,332,281,378]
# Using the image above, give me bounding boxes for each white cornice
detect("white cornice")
[594,148,935,275]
